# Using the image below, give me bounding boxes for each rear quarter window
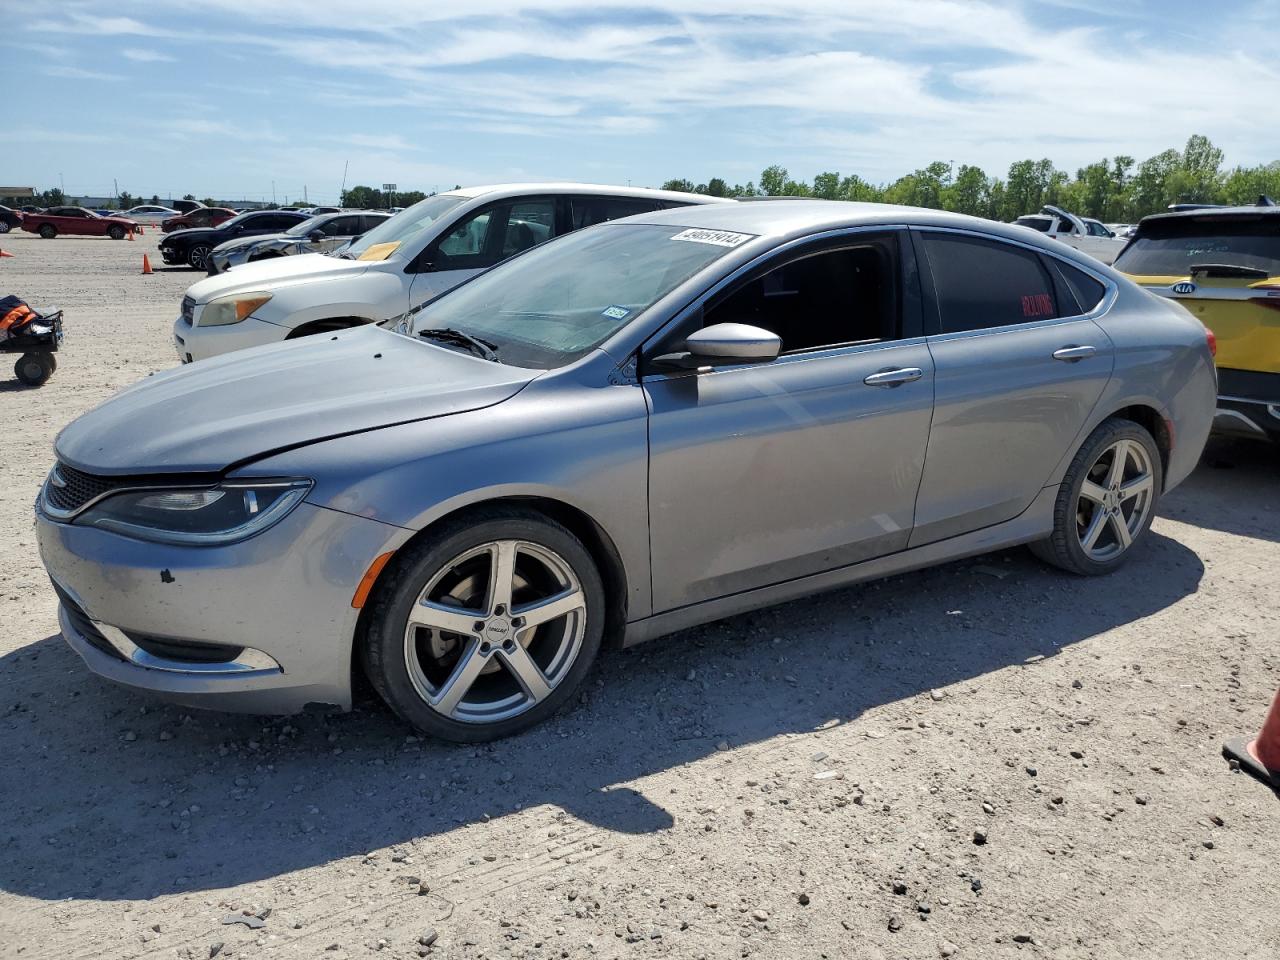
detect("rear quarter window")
[1050,259,1107,314]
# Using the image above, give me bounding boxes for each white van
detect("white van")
[173,183,729,363]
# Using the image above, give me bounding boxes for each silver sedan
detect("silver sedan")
[36,201,1217,741]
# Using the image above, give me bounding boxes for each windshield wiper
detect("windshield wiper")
[417,327,501,362]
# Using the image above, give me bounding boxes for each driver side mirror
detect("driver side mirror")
[651,322,781,371]
[308,230,326,242]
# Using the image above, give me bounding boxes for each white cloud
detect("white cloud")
[122,47,175,62]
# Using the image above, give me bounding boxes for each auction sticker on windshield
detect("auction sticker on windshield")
[358,241,402,262]
[670,229,754,248]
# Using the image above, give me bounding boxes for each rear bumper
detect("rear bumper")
[1215,368,1280,441]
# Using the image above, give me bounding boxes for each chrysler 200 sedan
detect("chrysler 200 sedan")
[36,202,1216,741]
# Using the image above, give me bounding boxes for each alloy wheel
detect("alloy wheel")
[402,539,586,724]
[189,245,211,269]
[1074,438,1155,562]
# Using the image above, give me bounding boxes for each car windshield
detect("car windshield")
[1115,217,1280,276]
[345,194,466,260]
[407,223,750,369]
[214,211,258,230]
[285,215,328,237]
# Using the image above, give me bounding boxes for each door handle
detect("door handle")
[1052,345,1096,362]
[863,367,924,387]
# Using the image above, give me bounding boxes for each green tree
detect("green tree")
[1222,162,1280,205]
[704,177,728,197]
[812,171,841,200]
[117,190,135,210]
[838,174,882,202]
[341,185,385,208]
[661,178,696,193]
[945,165,990,216]
[182,193,197,202]
[759,165,789,196]
[201,197,216,207]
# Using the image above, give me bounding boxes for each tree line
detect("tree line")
[661,135,1280,223]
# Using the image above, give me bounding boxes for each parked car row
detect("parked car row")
[37,183,1228,744]
[205,211,393,275]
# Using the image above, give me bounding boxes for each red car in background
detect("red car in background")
[162,207,238,233]
[21,206,139,239]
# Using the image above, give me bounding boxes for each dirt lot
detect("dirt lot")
[0,232,1277,960]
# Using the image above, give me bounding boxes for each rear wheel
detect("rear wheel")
[38,224,56,239]
[1030,418,1162,575]
[188,244,211,269]
[361,508,605,741]
[14,353,51,386]
[0,220,10,234]
[107,225,126,240]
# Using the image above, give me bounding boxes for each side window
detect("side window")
[922,233,1059,333]
[1050,258,1106,314]
[436,209,493,262]
[568,196,662,230]
[325,215,362,236]
[700,236,901,354]
[500,200,555,256]
[1087,221,1109,237]
[359,215,389,233]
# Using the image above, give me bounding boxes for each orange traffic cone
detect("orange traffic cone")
[141,253,153,275]
[1223,688,1280,793]
[0,248,12,258]
[127,228,135,241]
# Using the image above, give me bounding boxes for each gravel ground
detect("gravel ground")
[1,232,1278,960]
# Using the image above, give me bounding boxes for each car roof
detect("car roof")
[622,199,1054,246]
[1139,204,1280,226]
[440,182,733,205]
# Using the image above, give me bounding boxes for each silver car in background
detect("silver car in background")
[204,211,392,276]
[37,201,1216,741]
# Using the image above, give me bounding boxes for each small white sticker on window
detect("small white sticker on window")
[670,228,753,248]
[601,305,630,320]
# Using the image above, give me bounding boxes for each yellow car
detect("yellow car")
[1114,200,1280,441]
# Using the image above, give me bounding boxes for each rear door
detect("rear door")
[910,229,1115,546]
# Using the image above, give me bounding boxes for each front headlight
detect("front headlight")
[77,479,311,545]
[198,291,273,327]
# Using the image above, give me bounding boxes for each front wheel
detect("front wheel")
[1030,418,1162,575]
[361,508,605,741]
[188,244,211,269]
[0,220,10,234]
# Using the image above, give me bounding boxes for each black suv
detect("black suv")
[159,210,309,270]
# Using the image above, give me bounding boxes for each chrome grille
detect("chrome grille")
[44,463,130,515]
[180,296,195,326]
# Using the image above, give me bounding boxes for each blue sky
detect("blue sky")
[8,0,1279,204]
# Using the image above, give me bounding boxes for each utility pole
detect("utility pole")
[271,180,277,207]
[340,160,349,206]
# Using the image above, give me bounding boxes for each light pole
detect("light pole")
[382,183,397,210]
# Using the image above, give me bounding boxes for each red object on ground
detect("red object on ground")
[141,254,153,275]
[0,248,12,258]
[1223,688,1280,792]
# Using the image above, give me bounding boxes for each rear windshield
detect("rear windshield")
[1114,216,1280,276]
[1014,217,1051,232]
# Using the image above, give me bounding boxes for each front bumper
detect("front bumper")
[1214,368,1280,442]
[173,313,286,363]
[159,247,182,265]
[37,499,407,715]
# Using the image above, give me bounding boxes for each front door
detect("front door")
[408,197,558,311]
[909,229,1115,546]
[643,232,935,613]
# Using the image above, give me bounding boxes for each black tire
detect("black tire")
[0,220,10,234]
[44,353,57,374]
[1029,417,1162,575]
[14,353,51,386]
[107,225,126,240]
[38,224,56,239]
[361,506,606,742]
[188,244,211,269]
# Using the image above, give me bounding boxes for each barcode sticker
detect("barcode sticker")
[670,229,753,248]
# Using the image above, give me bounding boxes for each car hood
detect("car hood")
[55,325,539,476]
[212,232,289,254]
[185,252,371,301]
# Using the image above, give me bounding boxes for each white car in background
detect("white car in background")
[119,204,181,225]
[1013,205,1128,264]
[173,183,730,363]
